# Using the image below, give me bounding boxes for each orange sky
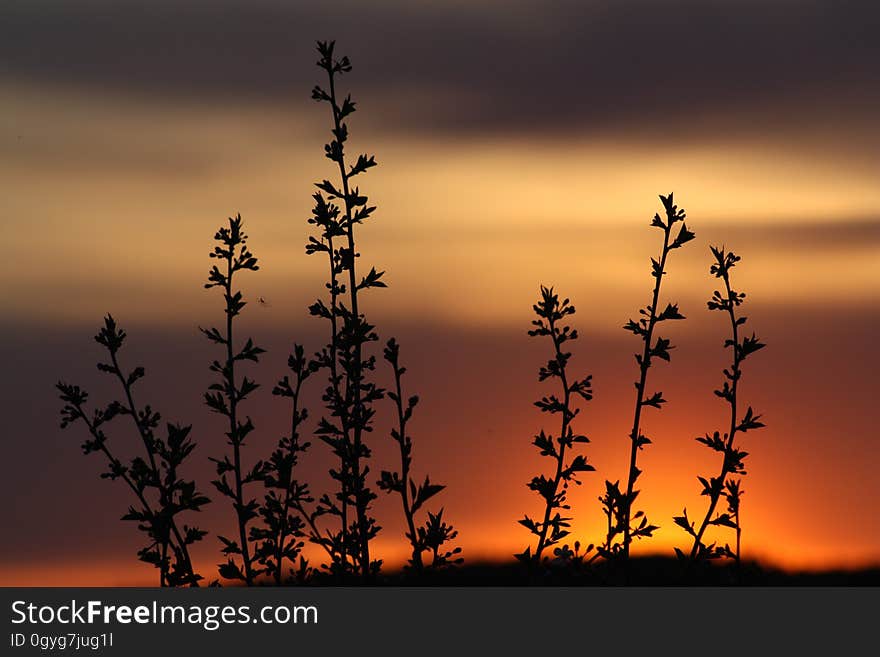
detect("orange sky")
[2,0,879,585]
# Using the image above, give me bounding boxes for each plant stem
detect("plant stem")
[294,500,339,564]
[621,222,673,559]
[690,270,740,557]
[225,255,254,586]
[534,314,573,561]
[324,235,351,574]
[77,406,170,584]
[734,498,741,565]
[389,357,423,570]
[108,351,197,585]
[325,62,370,578]
[273,373,305,584]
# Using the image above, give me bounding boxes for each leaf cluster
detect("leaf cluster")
[57,315,208,586]
[518,286,595,566]
[602,194,692,560]
[678,248,766,564]
[307,40,385,579]
[202,215,265,585]
[378,338,462,571]
[247,345,319,584]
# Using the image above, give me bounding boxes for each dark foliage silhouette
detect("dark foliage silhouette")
[306,40,384,579]
[517,287,595,566]
[252,344,317,584]
[46,38,794,587]
[675,247,765,564]
[379,338,462,571]
[598,193,694,562]
[201,214,265,585]
[57,316,208,586]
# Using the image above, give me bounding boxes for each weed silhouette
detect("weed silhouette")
[253,344,317,584]
[674,247,765,565]
[598,194,694,563]
[517,287,595,566]
[306,40,384,579]
[201,214,265,585]
[379,338,462,571]
[47,40,792,587]
[57,316,208,586]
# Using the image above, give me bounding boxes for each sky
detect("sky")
[1,0,878,585]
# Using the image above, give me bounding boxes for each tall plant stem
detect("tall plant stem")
[324,236,351,574]
[324,62,370,578]
[389,357,423,571]
[272,374,305,584]
[225,257,254,586]
[690,272,740,557]
[534,315,573,561]
[622,222,673,559]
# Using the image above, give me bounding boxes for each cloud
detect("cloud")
[708,218,880,249]
[2,0,879,138]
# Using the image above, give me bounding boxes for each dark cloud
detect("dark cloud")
[2,0,879,136]
[707,218,880,249]
[370,217,880,254]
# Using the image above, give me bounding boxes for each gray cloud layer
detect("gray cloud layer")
[2,0,879,136]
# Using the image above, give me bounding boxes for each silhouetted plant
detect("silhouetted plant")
[599,193,694,561]
[674,247,765,563]
[517,287,595,566]
[57,315,208,586]
[202,214,266,585]
[378,338,462,571]
[544,541,596,581]
[307,40,384,579]
[304,190,355,577]
[251,344,316,584]
[48,34,787,588]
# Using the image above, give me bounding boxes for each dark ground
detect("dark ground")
[309,557,880,586]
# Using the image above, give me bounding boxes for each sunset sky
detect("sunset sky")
[2,0,878,585]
